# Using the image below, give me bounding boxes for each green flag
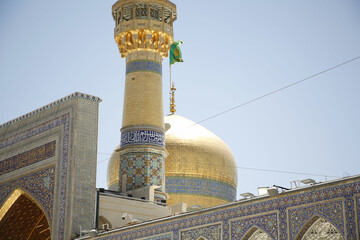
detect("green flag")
[169,40,183,65]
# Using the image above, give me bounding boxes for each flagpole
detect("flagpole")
[169,64,172,114]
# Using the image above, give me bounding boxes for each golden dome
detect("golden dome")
[164,114,238,208]
[107,144,120,191]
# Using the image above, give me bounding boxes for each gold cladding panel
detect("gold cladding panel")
[122,71,164,129]
[0,194,51,239]
[165,143,237,186]
[107,145,120,191]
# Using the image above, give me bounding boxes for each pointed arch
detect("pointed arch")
[295,215,344,240]
[196,237,208,240]
[242,226,273,240]
[0,188,51,240]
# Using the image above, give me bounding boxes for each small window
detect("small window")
[135,3,148,19]
[150,4,162,21]
[122,4,133,22]
[164,7,171,23]
[116,10,122,25]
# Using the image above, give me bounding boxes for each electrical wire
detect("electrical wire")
[236,166,339,178]
[170,55,360,132]
[96,154,339,178]
[96,56,360,178]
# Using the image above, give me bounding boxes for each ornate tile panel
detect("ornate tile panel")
[345,194,357,239]
[230,212,278,240]
[288,199,344,239]
[166,177,236,202]
[356,195,360,238]
[0,167,55,219]
[180,223,222,240]
[126,60,162,75]
[0,141,55,175]
[0,114,70,240]
[91,180,360,240]
[121,129,165,148]
[120,151,165,191]
[72,99,99,235]
[137,232,172,240]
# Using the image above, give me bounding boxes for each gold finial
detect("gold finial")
[170,82,176,115]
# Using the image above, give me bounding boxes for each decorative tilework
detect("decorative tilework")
[120,151,165,191]
[345,194,357,240]
[0,141,55,175]
[89,180,360,240]
[230,213,278,240]
[166,176,236,202]
[121,129,165,148]
[0,167,55,220]
[0,114,70,240]
[137,232,173,240]
[71,99,99,235]
[356,195,360,238]
[126,60,162,75]
[180,223,222,240]
[288,200,344,239]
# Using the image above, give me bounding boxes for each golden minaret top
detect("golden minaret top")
[112,0,177,58]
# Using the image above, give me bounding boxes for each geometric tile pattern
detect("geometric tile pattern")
[1,93,100,240]
[1,113,70,240]
[288,200,344,239]
[137,232,173,240]
[0,141,55,175]
[126,60,162,75]
[357,196,360,239]
[0,167,55,220]
[230,213,278,240]
[166,176,236,202]
[299,217,343,240]
[72,98,99,236]
[120,151,165,191]
[121,129,165,148]
[180,223,222,240]
[92,180,360,240]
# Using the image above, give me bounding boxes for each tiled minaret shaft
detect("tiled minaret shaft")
[112,0,177,192]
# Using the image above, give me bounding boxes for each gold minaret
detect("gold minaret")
[112,0,177,192]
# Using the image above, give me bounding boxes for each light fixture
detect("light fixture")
[301,179,316,185]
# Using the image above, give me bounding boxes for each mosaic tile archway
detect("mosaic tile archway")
[196,237,208,240]
[0,189,51,240]
[296,215,344,240]
[242,227,273,240]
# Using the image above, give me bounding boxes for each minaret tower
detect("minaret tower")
[112,0,177,192]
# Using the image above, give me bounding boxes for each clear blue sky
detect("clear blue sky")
[1,0,359,196]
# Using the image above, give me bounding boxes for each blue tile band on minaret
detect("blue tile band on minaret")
[126,60,162,75]
[120,129,165,148]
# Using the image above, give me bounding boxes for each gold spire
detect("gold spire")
[170,82,176,115]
